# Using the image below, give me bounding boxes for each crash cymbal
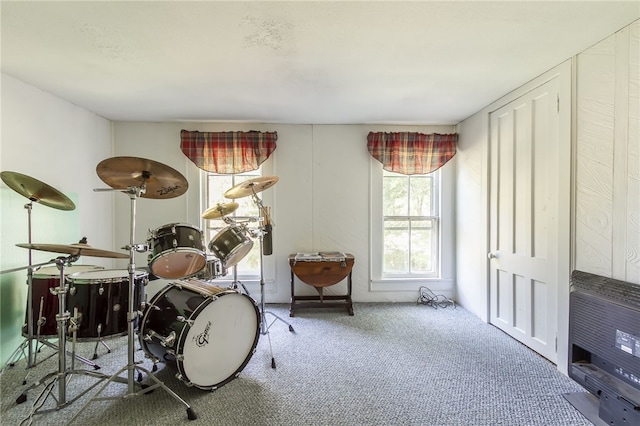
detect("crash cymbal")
[202,202,239,219]
[1,171,76,211]
[16,243,129,259]
[96,156,188,199]
[224,176,279,199]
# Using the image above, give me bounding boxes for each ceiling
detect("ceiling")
[2,1,639,125]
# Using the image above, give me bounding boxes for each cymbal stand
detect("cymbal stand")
[1,202,100,377]
[70,184,197,423]
[16,256,110,420]
[248,191,294,369]
[229,264,250,294]
[0,202,44,374]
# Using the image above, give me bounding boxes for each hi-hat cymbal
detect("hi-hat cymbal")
[224,176,279,199]
[1,171,76,211]
[16,243,129,259]
[96,156,188,199]
[202,202,239,219]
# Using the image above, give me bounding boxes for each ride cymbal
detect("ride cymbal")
[16,243,129,259]
[202,202,239,219]
[1,171,76,211]
[96,156,188,199]
[224,176,279,199]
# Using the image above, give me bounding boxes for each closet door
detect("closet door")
[488,77,560,363]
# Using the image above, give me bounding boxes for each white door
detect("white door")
[488,77,560,363]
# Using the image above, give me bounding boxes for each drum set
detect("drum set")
[0,156,291,422]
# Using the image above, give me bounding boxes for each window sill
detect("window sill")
[370,278,453,292]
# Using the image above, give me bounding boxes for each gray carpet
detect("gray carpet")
[1,303,591,425]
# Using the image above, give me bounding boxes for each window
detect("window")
[370,159,453,291]
[202,169,264,279]
[381,170,439,277]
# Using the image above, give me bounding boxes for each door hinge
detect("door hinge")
[557,94,560,113]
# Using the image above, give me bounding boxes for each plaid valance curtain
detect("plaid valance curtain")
[180,130,277,174]
[367,132,457,175]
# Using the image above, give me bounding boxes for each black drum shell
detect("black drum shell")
[66,269,147,340]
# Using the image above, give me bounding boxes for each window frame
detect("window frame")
[369,157,455,292]
[381,170,440,278]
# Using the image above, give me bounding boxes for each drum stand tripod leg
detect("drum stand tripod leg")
[91,326,112,360]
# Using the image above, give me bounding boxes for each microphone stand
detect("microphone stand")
[248,191,294,369]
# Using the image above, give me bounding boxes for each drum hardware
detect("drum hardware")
[224,175,294,369]
[90,324,113,360]
[0,171,75,372]
[14,255,114,415]
[194,257,228,281]
[67,157,197,422]
[143,329,178,348]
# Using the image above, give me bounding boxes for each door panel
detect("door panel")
[489,78,559,363]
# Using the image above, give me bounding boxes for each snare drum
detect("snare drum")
[139,279,260,390]
[148,223,207,279]
[24,265,104,337]
[194,258,227,281]
[67,269,148,340]
[208,226,253,268]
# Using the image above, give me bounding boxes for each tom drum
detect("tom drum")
[208,226,253,268]
[148,223,207,279]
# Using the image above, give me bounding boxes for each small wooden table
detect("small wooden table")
[289,253,354,317]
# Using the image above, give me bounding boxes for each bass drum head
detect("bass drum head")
[178,291,260,389]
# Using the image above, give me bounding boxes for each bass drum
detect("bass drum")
[139,279,260,390]
[67,269,148,340]
[24,264,104,337]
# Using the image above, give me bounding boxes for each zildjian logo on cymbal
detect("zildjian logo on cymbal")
[158,185,181,196]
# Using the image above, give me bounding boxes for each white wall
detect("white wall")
[454,112,488,320]
[574,20,640,284]
[112,122,455,303]
[454,20,639,374]
[0,73,114,364]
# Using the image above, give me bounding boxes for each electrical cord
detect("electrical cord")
[417,286,455,309]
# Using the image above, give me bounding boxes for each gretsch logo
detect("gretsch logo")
[195,320,212,347]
